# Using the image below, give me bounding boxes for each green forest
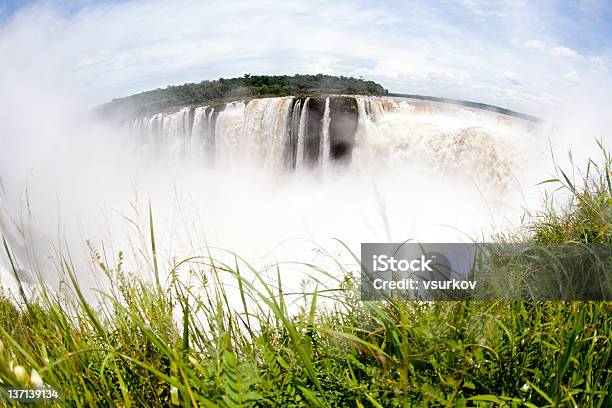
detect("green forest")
[98,74,388,120]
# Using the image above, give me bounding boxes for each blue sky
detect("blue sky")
[1,0,611,114]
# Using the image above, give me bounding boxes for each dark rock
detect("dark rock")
[329,96,358,163]
[303,98,326,167]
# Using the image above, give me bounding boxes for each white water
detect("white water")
[320,97,331,174]
[296,97,310,170]
[0,95,551,300]
[353,97,533,188]
[216,101,246,163]
[127,96,534,187]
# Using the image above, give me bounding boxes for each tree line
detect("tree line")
[98,74,388,120]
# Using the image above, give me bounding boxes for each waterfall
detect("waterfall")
[126,95,534,188]
[320,97,331,172]
[264,97,294,172]
[295,97,310,170]
[1,93,540,298]
[191,106,207,155]
[285,99,302,169]
[206,107,216,162]
[190,106,218,162]
[159,107,192,157]
[240,97,293,168]
[216,101,246,162]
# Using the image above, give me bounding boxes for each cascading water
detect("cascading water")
[295,97,310,170]
[126,95,534,188]
[216,101,246,163]
[1,94,540,300]
[320,97,331,173]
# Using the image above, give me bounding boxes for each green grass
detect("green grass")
[532,139,612,245]
[0,143,610,407]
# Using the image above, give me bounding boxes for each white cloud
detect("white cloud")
[550,46,582,58]
[0,0,610,116]
[563,70,581,82]
[498,70,524,85]
[524,39,545,49]
[303,57,344,75]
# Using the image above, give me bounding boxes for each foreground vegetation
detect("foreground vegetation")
[0,144,610,407]
[98,74,388,121]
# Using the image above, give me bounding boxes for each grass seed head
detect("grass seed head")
[30,368,44,388]
[13,365,28,386]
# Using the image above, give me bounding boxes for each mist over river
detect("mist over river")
[0,93,555,298]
